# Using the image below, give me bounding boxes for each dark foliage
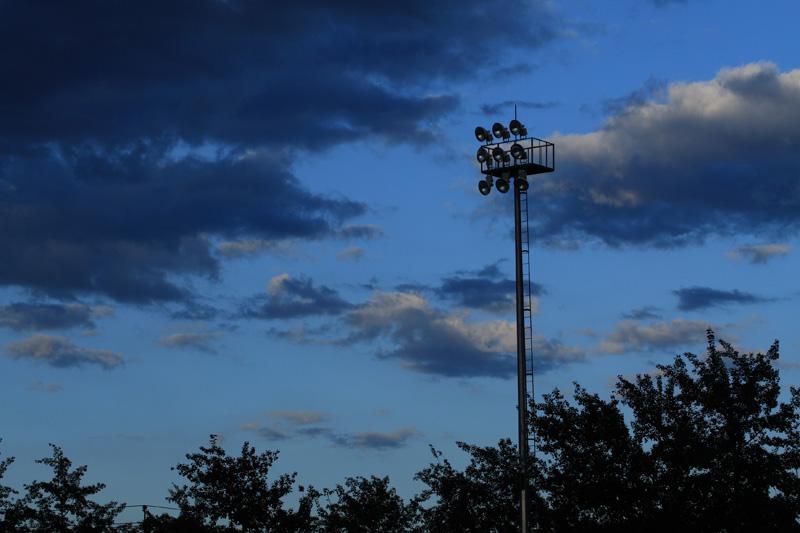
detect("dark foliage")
[1,444,124,532]
[532,330,800,531]
[2,331,799,532]
[166,435,316,532]
[317,475,417,532]
[414,439,521,532]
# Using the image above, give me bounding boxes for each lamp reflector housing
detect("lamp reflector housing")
[478,180,491,195]
[492,122,504,138]
[510,143,526,160]
[492,146,505,162]
[477,147,489,163]
[496,177,510,193]
[509,119,524,135]
[475,126,492,142]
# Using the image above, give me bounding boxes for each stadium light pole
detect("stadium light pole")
[474,119,554,532]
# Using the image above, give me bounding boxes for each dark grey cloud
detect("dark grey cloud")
[3,334,123,369]
[480,100,559,117]
[674,286,771,311]
[525,63,800,248]
[436,263,546,314]
[0,0,558,303]
[0,0,556,151]
[242,410,421,450]
[239,274,353,319]
[0,302,98,331]
[1,150,364,303]
[621,306,662,320]
[600,76,668,116]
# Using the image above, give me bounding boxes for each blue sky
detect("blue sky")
[2,0,800,523]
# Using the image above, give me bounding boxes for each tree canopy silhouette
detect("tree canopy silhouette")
[2,331,799,532]
[2,444,124,532]
[532,330,800,531]
[167,435,316,532]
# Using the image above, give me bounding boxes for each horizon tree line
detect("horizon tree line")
[2,331,800,532]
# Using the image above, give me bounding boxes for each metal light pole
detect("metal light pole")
[473,119,554,533]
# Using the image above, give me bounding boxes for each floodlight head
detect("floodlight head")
[478,179,492,196]
[510,143,527,160]
[509,119,526,136]
[492,146,505,162]
[515,177,529,191]
[477,147,489,163]
[475,126,492,143]
[496,177,510,194]
[492,122,505,138]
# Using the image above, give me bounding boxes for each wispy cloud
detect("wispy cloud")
[28,380,60,393]
[3,334,123,369]
[241,410,422,450]
[727,243,792,264]
[155,331,227,353]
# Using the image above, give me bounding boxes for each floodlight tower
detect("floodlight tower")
[474,119,554,532]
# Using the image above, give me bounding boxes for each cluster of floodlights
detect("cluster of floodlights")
[475,120,530,196]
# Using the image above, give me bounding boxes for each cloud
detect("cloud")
[621,306,663,320]
[598,318,716,354]
[429,263,545,315]
[241,410,420,449]
[335,426,423,450]
[28,381,60,393]
[265,410,331,425]
[673,286,771,311]
[0,302,106,331]
[239,274,353,319]
[155,331,226,352]
[0,1,558,302]
[0,151,366,303]
[3,334,123,369]
[525,63,800,247]
[336,246,365,262]
[480,100,559,116]
[338,290,583,378]
[727,243,792,263]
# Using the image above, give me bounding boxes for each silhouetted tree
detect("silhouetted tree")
[0,440,19,533]
[4,444,124,532]
[532,330,800,531]
[414,439,521,532]
[317,475,417,532]
[533,385,651,531]
[167,435,316,532]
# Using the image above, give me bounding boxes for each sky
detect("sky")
[2,0,800,524]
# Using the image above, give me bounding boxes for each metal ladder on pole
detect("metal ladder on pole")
[519,189,535,450]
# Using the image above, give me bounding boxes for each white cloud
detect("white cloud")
[531,63,800,246]
[266,273,292,295]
